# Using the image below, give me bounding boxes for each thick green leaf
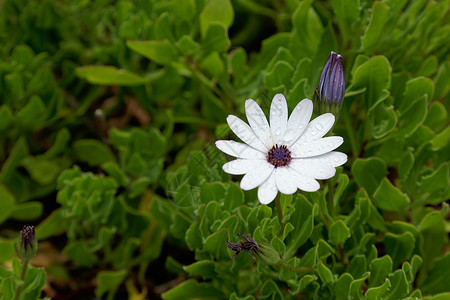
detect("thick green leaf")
[329,220,350,245]
[95,270,127,298]
[184,260,216,280]
[383,232,415,267]
[0,106,14,131]
[0,185,15,224]
[292,0,324,56]
[0,240,15,263]
[361,1,390,51]
[366,279,391,300]
[73,139,115,166]
[126,40,178,65]
[371,102,397,138]
[199,0,234,37]
[76,66,147,86]
[350,56,391,111]
[317,260,333,285]
[10,201,43,221]
[373,178,410,211]
[330,0,360,21]
[369,255,393,287]
[351,157,387,195]
[201,23,230,54]
[162,279,224,299]
[419,162,449,194]
[17,95,46,128]
[334,273,354,300]
[384,269,409,300]
[204,228,228,259]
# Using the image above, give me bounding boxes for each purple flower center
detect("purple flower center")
[267,144,292,168]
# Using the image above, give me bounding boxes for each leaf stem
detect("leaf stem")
[343,108,359,158]
[14,258,29,300]
[275,193,284,235]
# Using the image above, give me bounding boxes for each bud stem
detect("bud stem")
[274,194,284,235]
[14,258,29,300]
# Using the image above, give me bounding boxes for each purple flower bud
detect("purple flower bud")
[314,51,345,115]
[17,225,37,259]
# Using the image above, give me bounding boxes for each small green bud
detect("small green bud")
[16,225,37,259]
[253,241,281,265]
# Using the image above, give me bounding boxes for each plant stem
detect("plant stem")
[14,258,29,300]
[274,193,284,235]
[327,180,335,218]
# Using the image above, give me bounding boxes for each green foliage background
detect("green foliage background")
[0,0,449,299]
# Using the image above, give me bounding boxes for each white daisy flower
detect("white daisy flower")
[215,94,347,205]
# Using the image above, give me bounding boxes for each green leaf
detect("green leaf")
[351,157,387,195]
[10,201,43,221]
[162,279,224,299]
[73,139,115,166]
[369,255,393,287]
[371,102,397,138]
[383,232,415,267]
[330,0,360,21]
[0,185,15,224]
[420,253,450,294]
[384,269,409,300]
[317,260,333,285]
[400,77,434,113]
[349,56,391,112]
[17,95,46,128]
[432,126,450,150]
[0,106,14,131]
[95,270,127,298]
[201,23,230,54]
[398,150,414,181]
[184,260,216,280]
[373,178,410,211]
[36,209,66,239]
[284,195,315,259]
[0,240,15,263]
[394,95,428,138]
[75,66,147,86]
[292,0,324,56]
[22,157,61,185]
[334,273,354,300]
[419,210,448,268]
[126,40,178,65]
[329,220,350,245]
[199,0,234,37]
[264,61,294,89]
[419,162,449,194]
[204,228,228,259]
[348,255,366,279]
[63,241,97,267]
[224,182,244,211]
[361,1,390,51]
[424,101,447,132]
[366,279,391,300]
[418,56,438,77]
[349,272,370,300]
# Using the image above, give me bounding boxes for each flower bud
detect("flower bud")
[16,225,37,259]
[314,51,345,115]
[253,241,281,265]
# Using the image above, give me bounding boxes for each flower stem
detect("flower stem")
[274,194,284,235]
[327,180,335,218]
[343,108,359,158]
[14,258,29,300]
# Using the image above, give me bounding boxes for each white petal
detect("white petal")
[297,113,335,142]
[313,151,348,167]
[240,162,274,190]
[258,172,278,204]
[245,99,273,148]
[222,159,260,175]
[270,94,288,145]
[215,140,266,159]
[283,99,313,146]
[291,169,320,192]
[290,158,336,180]
[227,115,268,152]
[275,167,298,194]
[291,136,344,158]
